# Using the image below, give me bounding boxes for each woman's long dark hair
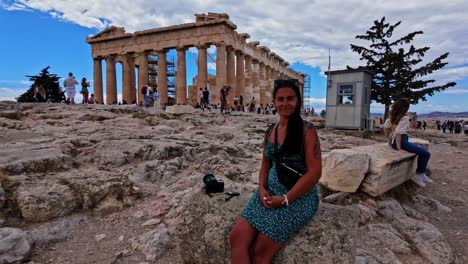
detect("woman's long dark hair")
[81,77,87,87]
[273,79,304,155]
[390,98,410,125]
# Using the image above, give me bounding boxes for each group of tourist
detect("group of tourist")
[435,120,466,134]
[33,72,96,104]
[63,72,97,105]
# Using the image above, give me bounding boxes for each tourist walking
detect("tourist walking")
[249,97,256,112]
[448,121,454,134]
[141,84,152,108]
[80,77,90,104]
[230,79,322,263]
[239,95,244,112]
[202,87,210,110]
[442,121,447,133]
[220,86,227,114]
[383,98,432,187]
[63,72,78,105]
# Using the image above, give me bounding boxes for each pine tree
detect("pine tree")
[17,66,66,103]
[350,17,456,118]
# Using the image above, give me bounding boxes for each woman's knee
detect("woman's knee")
[230,221,254,248]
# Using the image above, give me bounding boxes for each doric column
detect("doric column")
[138,52,149,105]
[197,44,208,89]
[130,62,136,104]
[226,46,236,94]
[244,55,253,102]
[251,59,260,105]
[215,42,227,104]
[122,53,135,104]
[157,50,168,106]
[235,50,245,99]
[264,66,272,103]
[259,63,266,105]
[93,57,103,104]
[105,55,117,105]
[176,47,188,105]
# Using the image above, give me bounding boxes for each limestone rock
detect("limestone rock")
[17,183,79,222]
[320,149,369,192]
[356,203,378,225]
[0,228,31,263]
[175,190,358,264]
[27,214,86,247]
[141,219,161,227]
[0,144,77,175]
[95,234,107,242]
[378,199,454,264]
[130,227,175,261]
[165,105,197,115]
[355,144,417,197]
[366,224,411,254]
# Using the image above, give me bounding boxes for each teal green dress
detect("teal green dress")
[240,122,320,244]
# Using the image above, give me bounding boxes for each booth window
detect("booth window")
[338,84,354,105]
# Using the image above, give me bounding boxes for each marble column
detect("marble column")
[251,59,260,105]
[197,44,208,89]
[138,52,149,105]
[93,57,103,104]
[235,50,245,99]
[176,47,188,104]
[259,63,266,105]
[105,55,117,105]
[157,50,168,106]
[226,46,236,95]
[122,53,134,104]
[244,55,252,102]
[215,42,227,104]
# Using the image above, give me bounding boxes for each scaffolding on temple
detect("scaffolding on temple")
[148,55,177,105]
[303,75,312,108]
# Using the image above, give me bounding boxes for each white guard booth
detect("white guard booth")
[325,69,373,130]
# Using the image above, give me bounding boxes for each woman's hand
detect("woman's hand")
[259,187,272,209]
[398,149,409,154]
[265,196,285,209]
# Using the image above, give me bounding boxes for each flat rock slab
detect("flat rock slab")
[165,105,197,115]
[175,190,358,264]
[354,143,417,197]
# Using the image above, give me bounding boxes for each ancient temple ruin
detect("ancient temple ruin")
[86,13,306,105]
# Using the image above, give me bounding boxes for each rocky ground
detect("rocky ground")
[0,101,466,264]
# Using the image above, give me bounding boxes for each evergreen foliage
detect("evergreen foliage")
[17,66,66,103]
[350,17,456,118]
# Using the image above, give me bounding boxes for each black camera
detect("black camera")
[203,174,224,195]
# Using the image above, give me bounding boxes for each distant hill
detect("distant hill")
[370,113,383,117]
[418,111,468,119]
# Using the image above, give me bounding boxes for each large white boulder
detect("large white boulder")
[320,149,370,192]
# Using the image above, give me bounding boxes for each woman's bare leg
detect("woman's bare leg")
[252,233,283,264]
[230,217,258,264]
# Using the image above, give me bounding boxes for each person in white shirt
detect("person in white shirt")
[383,98,431,187]
[63,72,79,105]
[153,88,161,109]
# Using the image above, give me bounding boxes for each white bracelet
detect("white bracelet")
[282,194,289,206]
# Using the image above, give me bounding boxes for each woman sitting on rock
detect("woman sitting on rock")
[230,79,322,263]
[383,98,432,187]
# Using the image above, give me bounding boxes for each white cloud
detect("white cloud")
[441,89,468,94]
[0,87,27,101]
[2,0,466,74]
[0,80,32,85]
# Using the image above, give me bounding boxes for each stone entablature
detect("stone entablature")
[86,13,305,105]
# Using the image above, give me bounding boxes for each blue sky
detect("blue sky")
[1,0,467,113]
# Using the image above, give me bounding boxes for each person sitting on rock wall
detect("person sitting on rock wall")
[230,79,322,263]
[383,98,432,187]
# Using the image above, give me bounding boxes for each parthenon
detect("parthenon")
[86,12,306,106]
